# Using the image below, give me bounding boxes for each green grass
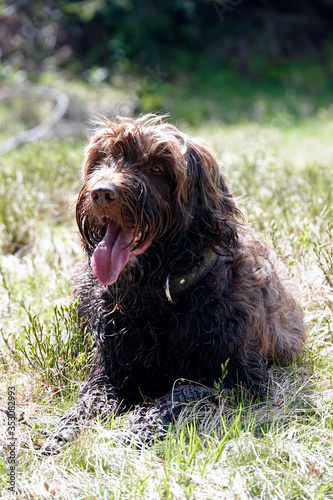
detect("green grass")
[137,58,333,126]
[0,69,333,499]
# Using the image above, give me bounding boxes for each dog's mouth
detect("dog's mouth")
[91,219,153,285]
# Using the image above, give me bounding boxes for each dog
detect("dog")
[43,114,305,451]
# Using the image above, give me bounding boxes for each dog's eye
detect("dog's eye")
[150,165,163,173]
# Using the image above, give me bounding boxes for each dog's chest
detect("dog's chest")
[105,299,226,397]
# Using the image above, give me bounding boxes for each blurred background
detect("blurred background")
[1,0,332,133]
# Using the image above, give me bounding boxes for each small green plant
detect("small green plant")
[213,360,230,393]
[1,299,94,395]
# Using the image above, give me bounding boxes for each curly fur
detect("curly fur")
[43,115,305,452]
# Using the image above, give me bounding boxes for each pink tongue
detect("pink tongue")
[91,221,134,285]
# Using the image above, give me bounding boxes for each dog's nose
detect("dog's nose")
[90,182,119,206]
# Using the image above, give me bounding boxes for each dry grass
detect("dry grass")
[0,77,333,499]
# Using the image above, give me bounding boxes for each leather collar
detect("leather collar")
[164,249,218,303]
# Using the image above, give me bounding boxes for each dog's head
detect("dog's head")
[76,115,242,286]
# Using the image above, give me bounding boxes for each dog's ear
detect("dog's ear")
[184,139,243,248]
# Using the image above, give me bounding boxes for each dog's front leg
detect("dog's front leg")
[125,383,217,447]
[42,374,122,453]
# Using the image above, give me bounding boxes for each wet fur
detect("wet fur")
[43,115,305,451]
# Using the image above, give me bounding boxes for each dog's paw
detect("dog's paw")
[41,425,77,455]
[124,421,168,449]
[41,435,66,455]
[124,405,169,448]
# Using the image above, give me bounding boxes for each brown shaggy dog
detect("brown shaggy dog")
[43,115,305,451]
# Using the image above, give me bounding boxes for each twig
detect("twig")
[0,85,69,155]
